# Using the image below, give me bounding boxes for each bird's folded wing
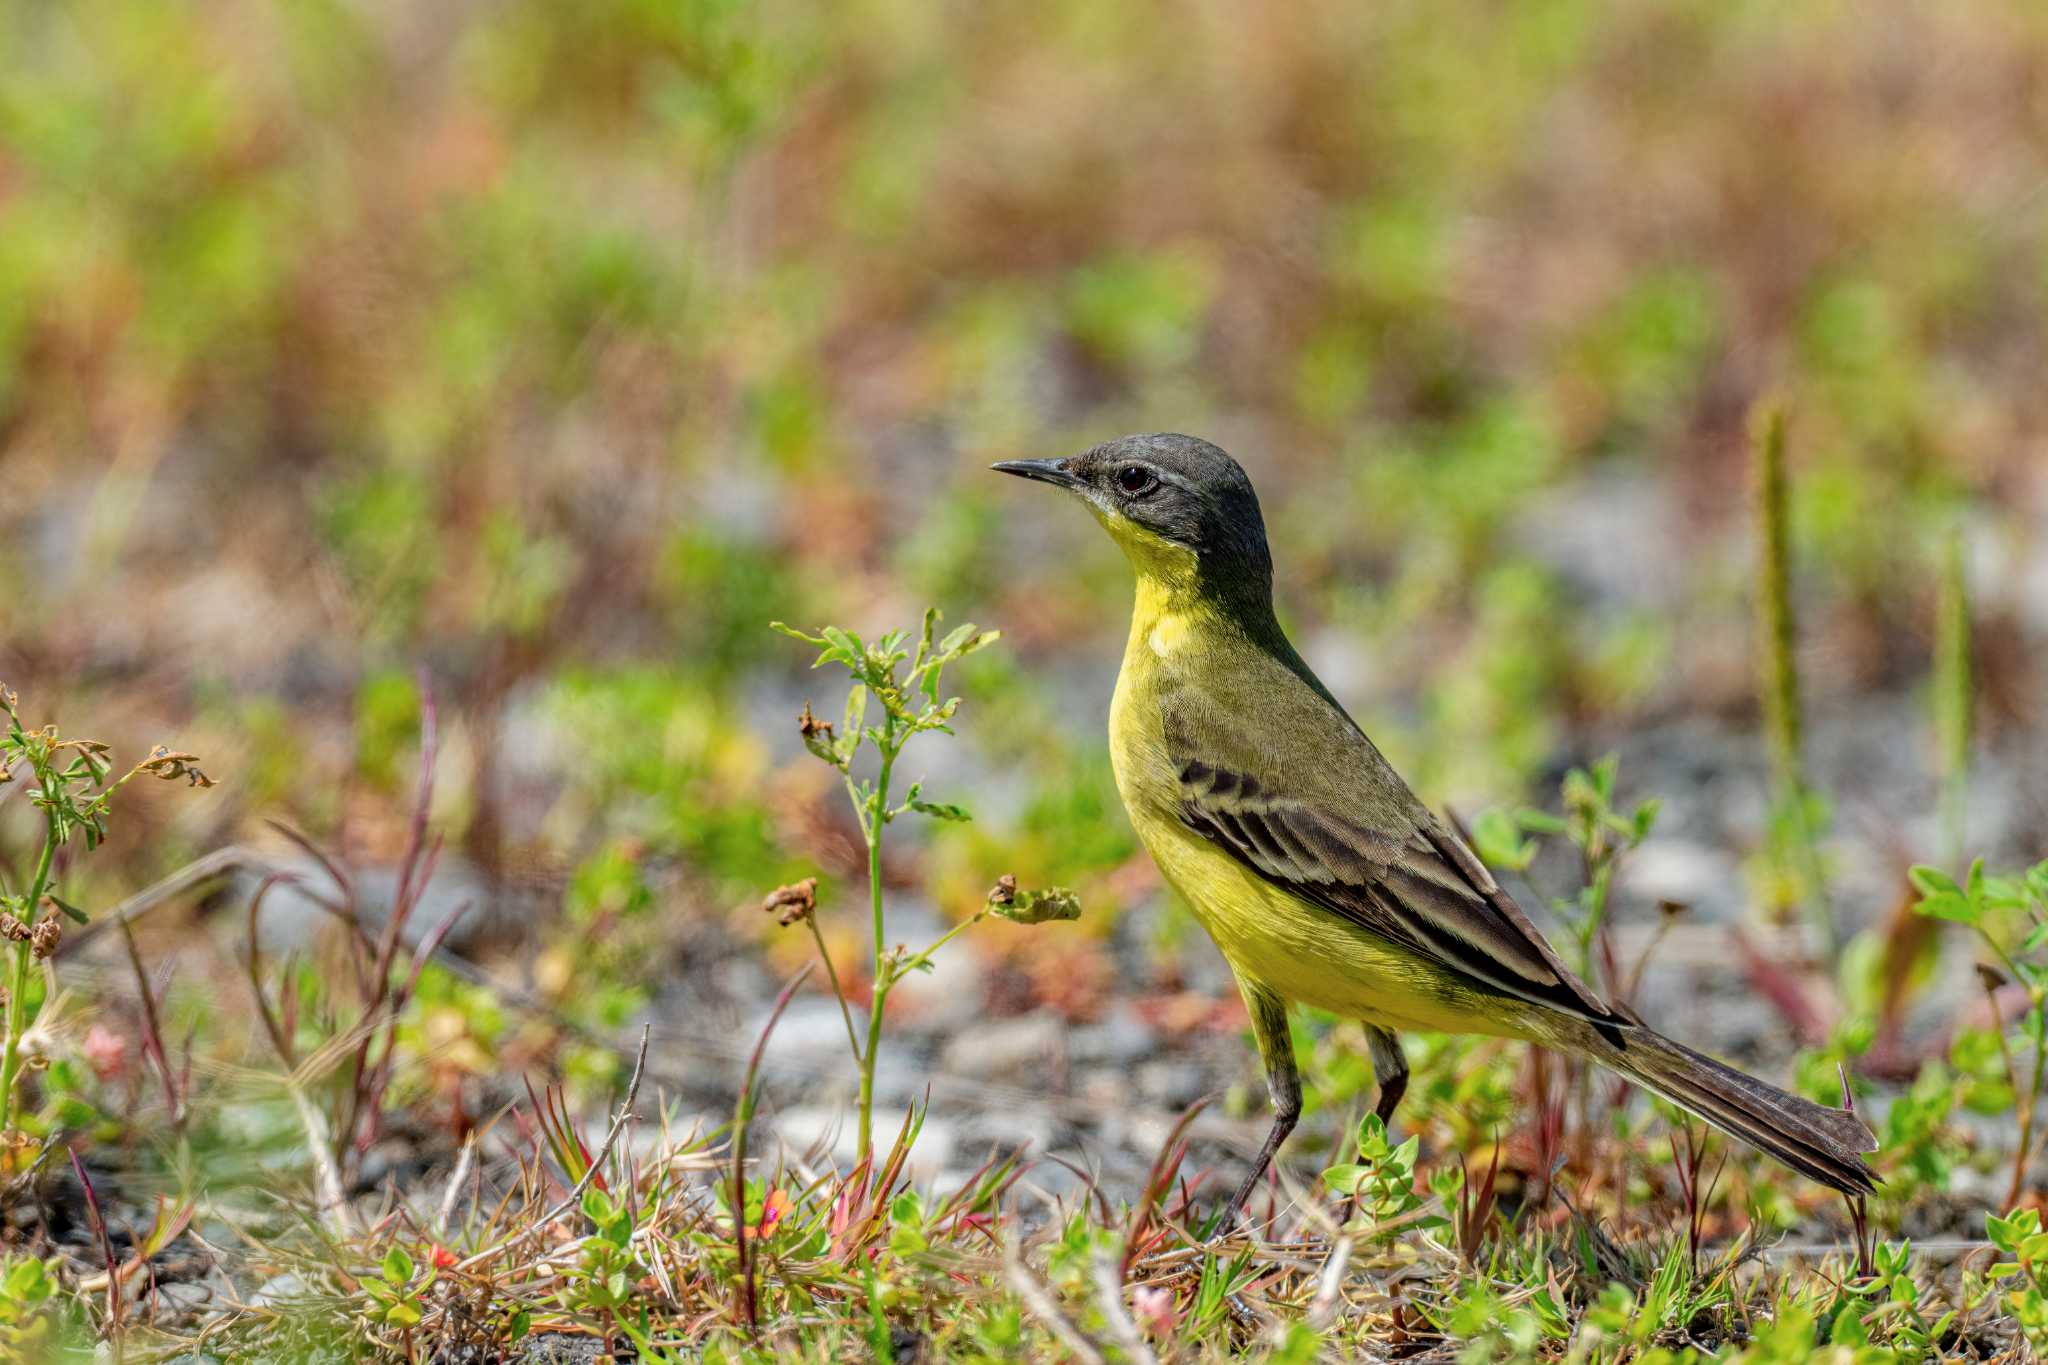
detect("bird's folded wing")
[1173,752,1619,1025]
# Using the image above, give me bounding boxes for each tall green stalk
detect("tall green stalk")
[773,612,1014,1175]
[1934,526,1971,868]
[1752,401,1837,961]
[854,745,896,1170]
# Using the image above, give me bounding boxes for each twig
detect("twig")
[804,914,863,1066]
[456,1025,651,1272]
[242,873,302,1068]
[115,914,183,1131]
[437,1135,477,1237]
[1004,1237,1107,1365]
[56,845,258,956]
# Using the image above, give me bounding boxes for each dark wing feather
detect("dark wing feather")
[1174,750,1620,1027]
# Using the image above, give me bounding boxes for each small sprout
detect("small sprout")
[762,877,819,927]
[0,915,26,944]
[987,877,1081,924]
[28,920,57,961]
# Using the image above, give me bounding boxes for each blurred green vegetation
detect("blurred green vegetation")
[0,0,2041,1098]
[2,0,2046,1353]
[3,0,2040,791]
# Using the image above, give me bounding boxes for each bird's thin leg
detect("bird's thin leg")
[1222,981,1299,1228]
[1366,1025,1408,1128]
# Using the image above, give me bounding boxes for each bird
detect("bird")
[993,432,1877,1219]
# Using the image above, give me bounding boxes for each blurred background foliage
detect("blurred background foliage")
[1,0,2045,1014]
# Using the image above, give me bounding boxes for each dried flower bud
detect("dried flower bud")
[796,703,845,767]
[0,914,27,943]
[761,877,819,927]
[0,684,14,712]
[988,880,1081,925]
[1977,962,2010,994]
[29,919,58,959]
[139,745,215,788]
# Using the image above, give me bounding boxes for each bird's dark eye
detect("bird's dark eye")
[1115,465,1157,496]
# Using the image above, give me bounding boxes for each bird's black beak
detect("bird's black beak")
[990,457,1081,489]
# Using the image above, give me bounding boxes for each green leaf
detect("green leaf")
[769,621,827,647]
[1908,865,1960,899]
[45,893,89,925]
[1471,810,1535,871]
[382,1246,414,1285]
[1914,891,1977,925]
[1988,1208,2039,1254]
[1321,1163,1369,1194]
[842,684,868,744]
[909,797,972,822]
[386,1299,422,1327]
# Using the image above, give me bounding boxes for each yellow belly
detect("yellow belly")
[1132,802,1511,1035]
[1106,582,1519,1039]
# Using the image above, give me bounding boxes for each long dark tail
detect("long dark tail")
[1595,1025,1878,1195]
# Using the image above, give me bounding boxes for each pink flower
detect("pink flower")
[1131,1285,1179,1338]
[83,1025,128,1081]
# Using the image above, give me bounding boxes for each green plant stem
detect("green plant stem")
[895,910,989,979]
[0,813,59,1139]
[855,743,897,1172]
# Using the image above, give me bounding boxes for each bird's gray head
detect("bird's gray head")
[991,433,1274,604]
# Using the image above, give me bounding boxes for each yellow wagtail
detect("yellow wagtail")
[995,433,1875,1217]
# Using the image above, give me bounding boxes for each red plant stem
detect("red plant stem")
[69,1148,122,1335]
[735,964,813,1333]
